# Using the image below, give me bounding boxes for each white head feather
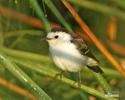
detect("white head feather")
[46,31,72,46]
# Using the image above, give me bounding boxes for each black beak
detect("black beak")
[46,38,52,40]
[41,37,52,41]
[41,37,46,41]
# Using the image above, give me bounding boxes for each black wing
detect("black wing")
[71,34,103,73]
[71,34,98,61]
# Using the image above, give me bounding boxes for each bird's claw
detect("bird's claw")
[54,71,63,80]
[73,81,82,88]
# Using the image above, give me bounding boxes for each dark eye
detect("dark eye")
[54,35,59,39]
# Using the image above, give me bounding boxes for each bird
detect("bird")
[46,28,103,86]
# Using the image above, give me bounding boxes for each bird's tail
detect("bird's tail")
[87,65,104,73]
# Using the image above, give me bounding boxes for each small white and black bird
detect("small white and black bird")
[46,28,103,84]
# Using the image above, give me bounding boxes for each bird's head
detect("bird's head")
[46,28,72,46]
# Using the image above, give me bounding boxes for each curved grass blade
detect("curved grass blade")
[9,57,118,100]
[29,0,51,32]
[0,53,53,100]
[44,0,72,32]
[67,0,125,21]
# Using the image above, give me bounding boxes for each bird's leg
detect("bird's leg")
[54,71,64,80]
[78,71,82,88]
[72,71,82,88]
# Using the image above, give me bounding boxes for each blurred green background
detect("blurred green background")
[0,0,125,100]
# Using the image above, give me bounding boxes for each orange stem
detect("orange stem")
[0,5,59,29]
[0,77,37,100]
[105,40,125,55]
[74,28,92,43]
[61,0,125,77]
[0,97,3,100]
[107,16,117,40]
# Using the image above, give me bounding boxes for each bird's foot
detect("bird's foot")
[73,81,82,88]
[54,71,63,80]
[78,81,81,88]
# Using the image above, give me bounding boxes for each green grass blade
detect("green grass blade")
[92,72,112,93]
[0,19,3,47]
[29,0,51,32]
[0,53,53,100]
[9,57,118,100]
[1,47,52,63]
[109,0,125,10]
[44,0,72,32]
[68,0,125,21]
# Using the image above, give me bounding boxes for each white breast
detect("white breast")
[49,42,87,72]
